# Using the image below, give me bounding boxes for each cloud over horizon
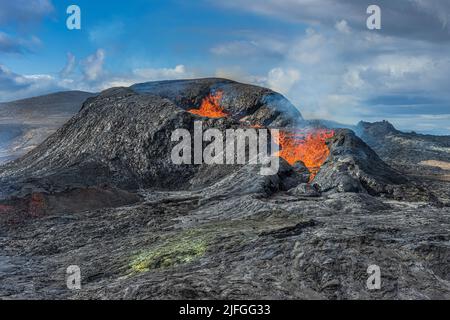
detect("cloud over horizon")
[0,64,62,101]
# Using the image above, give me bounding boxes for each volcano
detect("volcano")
[0,78,449,300]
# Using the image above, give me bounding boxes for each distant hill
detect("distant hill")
[0,91,95,163]
[356,120,450,177]
[0,91,95,123]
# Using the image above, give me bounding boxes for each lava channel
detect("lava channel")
[274,129,335,182]
[187,91,228,118]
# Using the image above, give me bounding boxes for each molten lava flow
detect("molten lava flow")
[188,91,228,118]
[274,129,335,182]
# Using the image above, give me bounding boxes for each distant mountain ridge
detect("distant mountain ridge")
[356,120,450,177]
[0,91,95,122]
[0,91,95,163]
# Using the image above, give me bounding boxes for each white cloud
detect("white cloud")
[287,29,326,65]
[218,66,301,96]
[265,68,301,95]
[133,65,188,80]
[335,20,351,34]
[0,64,62,102]
[343,69,365,89]
[302,94,361,122]
[60,52,76,78]
[341,54,449,94]
[81,49,105,82]
[372,55,433,78]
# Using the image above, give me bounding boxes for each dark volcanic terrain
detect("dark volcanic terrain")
[0,79,449,300]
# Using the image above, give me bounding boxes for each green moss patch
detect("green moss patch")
[130,230,209,272]
[130,215,311,273]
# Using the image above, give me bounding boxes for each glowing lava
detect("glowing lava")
[274,129,335,182]
[188,91,228,118]
[187,93,333,182]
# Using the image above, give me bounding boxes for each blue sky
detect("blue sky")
[1,0,450,135]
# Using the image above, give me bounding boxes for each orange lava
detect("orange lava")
[274,129,335,182]
[188,91,228,118]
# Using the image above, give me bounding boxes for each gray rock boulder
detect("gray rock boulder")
[314,129,428,200]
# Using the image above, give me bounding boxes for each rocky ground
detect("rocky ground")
[1,185,449,300]
[0,79,449,300]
